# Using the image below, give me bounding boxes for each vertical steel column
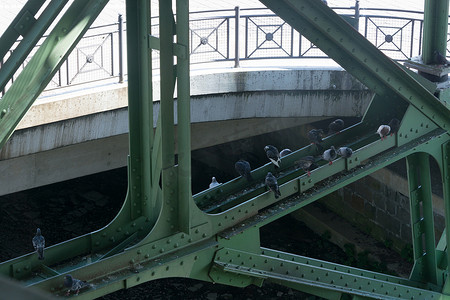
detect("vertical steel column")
[406,153,439,285]
[422,0,449,64]
[176,0,192,233]
[126,0,153,220]
[442,142,450,293]
[159,0,179,226]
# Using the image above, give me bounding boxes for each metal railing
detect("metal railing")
[0,4,442,95]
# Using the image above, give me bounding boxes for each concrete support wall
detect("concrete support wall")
[0,68,372,195]
[319,168,445,253]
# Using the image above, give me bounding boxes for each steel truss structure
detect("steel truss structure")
[0,0,449,299]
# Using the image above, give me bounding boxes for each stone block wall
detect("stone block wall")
[319,172,445,253]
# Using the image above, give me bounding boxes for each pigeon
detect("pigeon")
[434,50,449,65]
[328,119,345,134]
[295,156,317,177]
[64,274,90,296]
[209,177,220,188]
[264,145,281,168]
[308,129,324,144]
[322,146,337,165]
[337,147,353,158]
[279,148,292,157]
[376,125,391,140]
[235,160,253,182]
[322,0,328,5]
[265,172,281,199]
[388,118,400,136]
[32,228,45,260]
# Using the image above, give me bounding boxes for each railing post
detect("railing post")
[234,6,240,68]
[118,13,124,83]
[353,0,360,31]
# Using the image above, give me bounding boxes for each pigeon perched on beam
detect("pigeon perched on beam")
[264,145,281,168]
[64,274,90,296]
[265,172,281,199]
[337,147,353,158]
[279,148,292,157]
[388,118,400,136]
[322,146,337,165]
[32,228,45,260]
[308,129,324,144]
[295,156,317,177]
[209,177,220,188]
[235,160,253,182]
[328,119,344,134]
[433,50,450,66]
[376,125,391,141]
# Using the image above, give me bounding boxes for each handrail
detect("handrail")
[0,6,443,96]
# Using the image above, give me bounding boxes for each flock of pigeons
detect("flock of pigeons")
[32,228,90,295]
[27,118,401,296]
[210,117,401,199]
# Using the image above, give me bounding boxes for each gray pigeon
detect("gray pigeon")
[337,147,353,158]
[32,228,45,260]
[209,177,220,188]
[235,160,253,182]
[434,50,449,65]
[64,274,90,296]
[308,129,323,144]
[264,145,281,168]
[279,148,292,157]
[322,146,337,165]
[295,156,317,177]
[265,172,281,199]
[376,125,390,140]
[328,119,344,134]
[388,118,400,136]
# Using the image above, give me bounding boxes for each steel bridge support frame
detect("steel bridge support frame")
[407,153,440,285]
[0,0,450,299]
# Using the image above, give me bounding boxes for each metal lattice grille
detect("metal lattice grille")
[363,16,423,60]
[190,17,230,63]
[65,32,115,85]
[245,16,294,59]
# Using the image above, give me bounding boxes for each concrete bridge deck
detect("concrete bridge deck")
[0,64,372,196]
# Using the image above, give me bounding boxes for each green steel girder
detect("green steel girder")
[1,0,450,298]
[422,0,450,64]
[32,239,220,299]
[407,153,439,285]
[212,248,444,299]
[442,141,450,293]
[0,0,70,92]
[259,0,450,132]
[0,0,45,59]
[218,129,449,240]
[3,101,445,297]
[0,0,109,150]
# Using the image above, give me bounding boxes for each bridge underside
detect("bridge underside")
[0,0,449,299]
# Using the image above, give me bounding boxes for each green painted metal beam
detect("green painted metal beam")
[0,0,109,150]
[0,0,70,92]
[126,0,154,221]
[218,130,449,241]
[159,0,180,236]
[212,248,444,299]
[259,0,449,132]
[407,153,440,285]
[422,0,449,64]
[175,0,193,234]
[0,0,46,60]
[442,141,450,293]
